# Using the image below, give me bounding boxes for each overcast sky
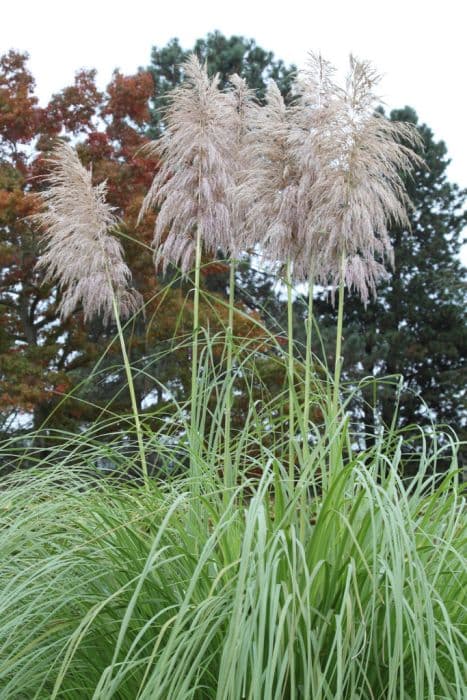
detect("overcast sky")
[1,0,466,193]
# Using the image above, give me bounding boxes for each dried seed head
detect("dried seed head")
[236,80,306,273]
[34,141,141,323]
[226,73,259,258]
[139,54,238,273]
[288,52,342,280]
[292,54,424,302]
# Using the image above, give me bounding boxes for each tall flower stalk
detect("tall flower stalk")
[285,258,295,485]
[139,55,237,481]
[289,53,337,434]
[292,55,423,476]
[303,263,314,431]
[34,142,147,482]
[221,74,257,495]
[237,80,303,481]
[332,248,346,416]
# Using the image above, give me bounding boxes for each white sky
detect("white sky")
[1,0,466,192]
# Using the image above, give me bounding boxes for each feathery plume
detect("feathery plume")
[35,141,141,323]
[228,73,258,138]
[138,54,237,273]
[288,52,341,280]
[226,73,258,256]
[292,51,337,119]
[236,80,304,273]
[296,55,424,303]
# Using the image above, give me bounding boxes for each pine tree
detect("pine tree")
[148,31,295,136]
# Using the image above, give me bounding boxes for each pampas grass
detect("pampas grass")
[10,50,463,700]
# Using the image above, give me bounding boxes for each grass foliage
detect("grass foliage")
[0,339,465,699]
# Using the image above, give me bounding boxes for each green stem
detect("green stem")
[328,249,346,485]
[300,265,314,539]
[286,258,295,488]
[223,259,235,498]
[112,297,149,486]
[303,266,314,433]
[332,249,346,415]
[190,225,203,479]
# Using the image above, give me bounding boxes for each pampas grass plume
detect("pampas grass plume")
[236,79,304,273]
[35,142,141,323]
[139,54,238,272]
[294,54,424,303]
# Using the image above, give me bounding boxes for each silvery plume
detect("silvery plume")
[138,54,238,273]
[298,55,424,304]
[228,73,257,144]
[35,141,141,323]
[226,73,259,258]
[287,52,340,279]
[236,80,303,274]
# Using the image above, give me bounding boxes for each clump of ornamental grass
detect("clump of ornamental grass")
[15,51,464,700]
[0,389,464,699]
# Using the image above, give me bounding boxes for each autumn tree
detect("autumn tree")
[0,50,64,432]
[0,52,155,434]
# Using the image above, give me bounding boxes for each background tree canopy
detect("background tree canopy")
[148,31,295,134]
[0,32,465,463]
